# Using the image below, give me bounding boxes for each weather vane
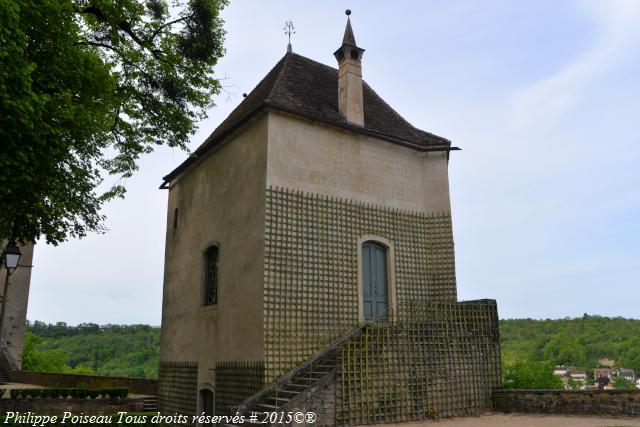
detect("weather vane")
[284,20,296,53]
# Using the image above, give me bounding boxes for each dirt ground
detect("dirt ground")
[363,413,640,427]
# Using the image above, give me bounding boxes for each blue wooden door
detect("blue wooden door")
[362,242,388,321]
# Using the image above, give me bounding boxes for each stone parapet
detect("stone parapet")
[10,371,157,396]
[0,396,145,415]
[493,389,640,417]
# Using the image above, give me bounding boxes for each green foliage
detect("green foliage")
[0,0,227,245]
[6,387,127,399]
[24,317,640,385]
[107,387,128,399]
[503,360,564,389]
[500,316,640,375]
[613,375,636,390]
[0,413,159,426]
[25,322,159,379]
[21,332,75,374]
[566,376,583,390]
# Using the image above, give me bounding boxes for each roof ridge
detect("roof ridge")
[265,53,293,104]
[193,53,290,153]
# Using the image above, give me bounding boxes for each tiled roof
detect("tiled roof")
[162,52,451,185]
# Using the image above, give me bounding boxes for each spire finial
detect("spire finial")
[342,11,356,46]
[283,20,295,53]
[334,9,365,63]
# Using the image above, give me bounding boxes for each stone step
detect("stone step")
[256,403,279,411]
[283,382,310,388]
[142,397,157,411]
[265,396,291,404]
[0,366,10,384]
[271,389,298,395]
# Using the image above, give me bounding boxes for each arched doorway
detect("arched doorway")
[199,388,214,416]
[361,241,389,321]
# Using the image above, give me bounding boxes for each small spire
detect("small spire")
[283,20,295,53]
[334,9,364,63]
[342,10,356,46]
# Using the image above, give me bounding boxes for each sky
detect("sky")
[27,0,640,325]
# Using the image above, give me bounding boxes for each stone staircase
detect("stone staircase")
[0,366,10,384]
[0,344,16,384]
[141,396,158,412]
[221,324,366,427]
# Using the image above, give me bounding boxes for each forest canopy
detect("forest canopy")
[23,316,640,383]
[24,321,159,379]
[500,315,640,374]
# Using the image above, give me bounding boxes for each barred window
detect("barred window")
[203,246,219,305]
[173,208,179,230]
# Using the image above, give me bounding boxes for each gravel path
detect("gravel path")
[362,413,640,427]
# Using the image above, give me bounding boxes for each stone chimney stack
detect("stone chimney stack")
[334,10,365,126]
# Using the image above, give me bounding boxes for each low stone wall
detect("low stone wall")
[493,389,640,417]
[0,397,145,415]
[10,371,157,396]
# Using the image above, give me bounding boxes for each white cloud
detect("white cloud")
[509,0,640,130]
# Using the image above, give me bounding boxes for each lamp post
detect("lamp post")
[0,242,22,346]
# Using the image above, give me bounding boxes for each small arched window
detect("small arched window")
[203,246,219,305]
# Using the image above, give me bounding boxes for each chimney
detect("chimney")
[334,10,365,126]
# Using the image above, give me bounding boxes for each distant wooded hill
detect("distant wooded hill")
[24,321,159,379]
[24,316,640,380]
[500,315,640,373]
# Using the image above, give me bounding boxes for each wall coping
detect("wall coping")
[495,389,640,395]
[11,371,157,396]
[16,370,157,384]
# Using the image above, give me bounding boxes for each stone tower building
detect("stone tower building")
[159,14,500,425]
[0,242,34,369]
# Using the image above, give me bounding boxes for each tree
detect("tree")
[21,332,69,372]
[613,375,636,390]
[566,376,583,390]
[0,0,227,245]
[25,322,159,378]
[22,331,97,374]
[502,360,564,389]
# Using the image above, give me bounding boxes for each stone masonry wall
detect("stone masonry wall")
[493,389,640,417]
[11,371,157,395]
[0,397,145,415]
[263,187,456,382]
[0,242,34,369]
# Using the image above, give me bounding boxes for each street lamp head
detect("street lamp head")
[4,242,21,270]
